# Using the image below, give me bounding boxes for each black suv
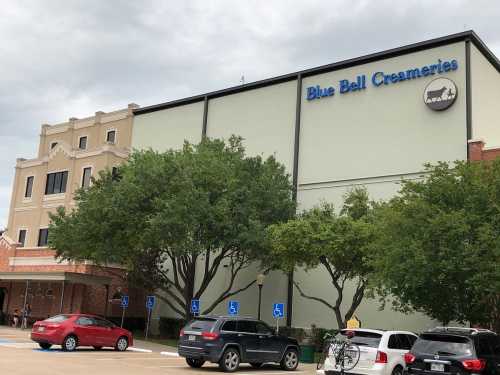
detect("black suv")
[405,327,500,375]
[178,316,300,372]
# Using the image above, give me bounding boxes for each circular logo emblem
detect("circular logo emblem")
[423,77,457,111]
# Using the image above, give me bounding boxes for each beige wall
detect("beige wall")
[207,81,297,171]
[132,102,204,152]
[470,44,500,146]
[6,106,135,248]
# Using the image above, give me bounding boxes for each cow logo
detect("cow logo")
[423,77,457,111]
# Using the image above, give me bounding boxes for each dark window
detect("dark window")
[76,317,94,326]
[222,321,237,331]
[406,334,417,347]
[397,334,413,350]
[50,142,58,149]
[388,334,402,349]
[38,228,49,247]
[45,171,68,194]
[237,320,257,333]
[111,166,120,180]
[94,317,114,328]
[18,230,27,247]
[476,335,499,356]
[185,318,217,331]
[255,322,273,335]
[82,167,92,188]
[413,334,473,356]
[25,176,34,198]
[106,130,116,143]
[79,136,87,150]
[341,330,382,348]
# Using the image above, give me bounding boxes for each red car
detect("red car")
[31,314,133,352]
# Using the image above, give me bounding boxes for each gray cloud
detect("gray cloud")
[1,0,499,227]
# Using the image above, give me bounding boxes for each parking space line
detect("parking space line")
[160,351,179,357]
[128,347,153,353]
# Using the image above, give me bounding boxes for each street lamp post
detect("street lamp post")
[256,273,265,320]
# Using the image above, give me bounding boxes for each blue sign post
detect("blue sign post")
[191,299,200,315]
[120,295,129,328]
[145,295,156,340]
[228,300,240,316]
[273,303,285,333]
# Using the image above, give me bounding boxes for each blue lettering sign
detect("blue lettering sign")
[228,300,239,316]
[273,303,285,318]
[121,295,129,308]
[191,299,200,314]
[146,295,156,310]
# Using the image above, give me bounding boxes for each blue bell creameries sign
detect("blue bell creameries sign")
[306,59,458,100]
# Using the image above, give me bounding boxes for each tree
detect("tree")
[372,161,500,330]
[49,136,296,318]
[267,188,377,329]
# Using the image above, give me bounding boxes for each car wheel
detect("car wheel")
[219,347,240,372]
[250,362,263,368]
[93,346,103,350]
[115,336,128,351]
[62,335,78,352]
[280,348,299,371]
[392,365,404,375]
[39,343,52,350]
[186,358,205,368]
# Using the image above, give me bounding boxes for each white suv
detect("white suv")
[319,328,418,375]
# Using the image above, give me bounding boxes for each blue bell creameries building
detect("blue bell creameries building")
[131,31,500,330]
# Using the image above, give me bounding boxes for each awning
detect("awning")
[0,272,111,286]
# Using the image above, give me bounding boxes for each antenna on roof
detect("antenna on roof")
[240,75,245,85]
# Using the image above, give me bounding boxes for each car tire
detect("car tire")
[392,365,404,375]
[115,336,128,351]
[219,347,241,372]
[93,346,103,350]
[39,343,52,350]
[186,358,205,368]
[250,362,263,368]
[62,335,78,352]
[280,348,299,371]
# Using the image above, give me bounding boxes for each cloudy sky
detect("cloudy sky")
[1,0,499,228]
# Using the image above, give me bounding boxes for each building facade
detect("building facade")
[132,31,500,330]
[0,104,144,323]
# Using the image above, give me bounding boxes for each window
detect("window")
[78,136,87,150]
[237,320,257,333]
[94,317,115,328]
[50,142,58,149]
[38,228,49,247]
[388,334,402,349]
[76,317,94,326]
[222,321,237,332]
[18,229,27,247]
[45,171,68,194]
[106,130,116,144]
[82,167,92,188]
[45,315,70,323]
[255,322,273,335]
[25,176,34,198]
[184,318,217,331]
[111,166,119,180]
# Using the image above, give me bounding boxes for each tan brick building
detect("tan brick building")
[0,104,144,324]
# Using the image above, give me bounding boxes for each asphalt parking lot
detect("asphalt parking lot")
[0,326,315,375]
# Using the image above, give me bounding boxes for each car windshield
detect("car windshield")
[44,315,70,323]
[413,334,473,356]
[341,330,382,348]
[185,318,217,331]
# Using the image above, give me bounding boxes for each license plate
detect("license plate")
[431,363,444,372]
[38,327,45,332]
[188,335,196,341]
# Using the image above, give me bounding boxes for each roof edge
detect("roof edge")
[134,30,499,115]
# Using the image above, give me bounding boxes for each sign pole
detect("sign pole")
[145,308,151,340]
[121,306,126,328]
[276,317,279,334]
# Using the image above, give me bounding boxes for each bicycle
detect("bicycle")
[317,332,361,373]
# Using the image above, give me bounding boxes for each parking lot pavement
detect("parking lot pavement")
[0,326,316,375]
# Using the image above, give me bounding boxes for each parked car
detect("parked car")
[404,327,500,375]
[31,314,133,352]
[178,316,300,372]
[321,328,418,375]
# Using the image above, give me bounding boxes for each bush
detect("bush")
[159,317,186,339]
[311,325,339,351]
[108,317,145,332]
[279,326,307,343]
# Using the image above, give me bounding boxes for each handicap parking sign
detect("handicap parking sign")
[273,303,285,318]
[121,295,129,308]
[191,299,200,314]
[146,295,156,310]
[228,300,239,316]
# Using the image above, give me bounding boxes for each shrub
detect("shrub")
[159,317,186,339]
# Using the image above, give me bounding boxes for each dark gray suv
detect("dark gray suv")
[178,316,300,372]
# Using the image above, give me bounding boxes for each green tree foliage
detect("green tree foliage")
[372,161,500,330]
[267,188,377,329]
[49,136,295,318]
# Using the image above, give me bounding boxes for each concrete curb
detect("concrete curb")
[160,351,180,357]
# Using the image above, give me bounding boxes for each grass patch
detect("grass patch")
[132,331,178,348]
